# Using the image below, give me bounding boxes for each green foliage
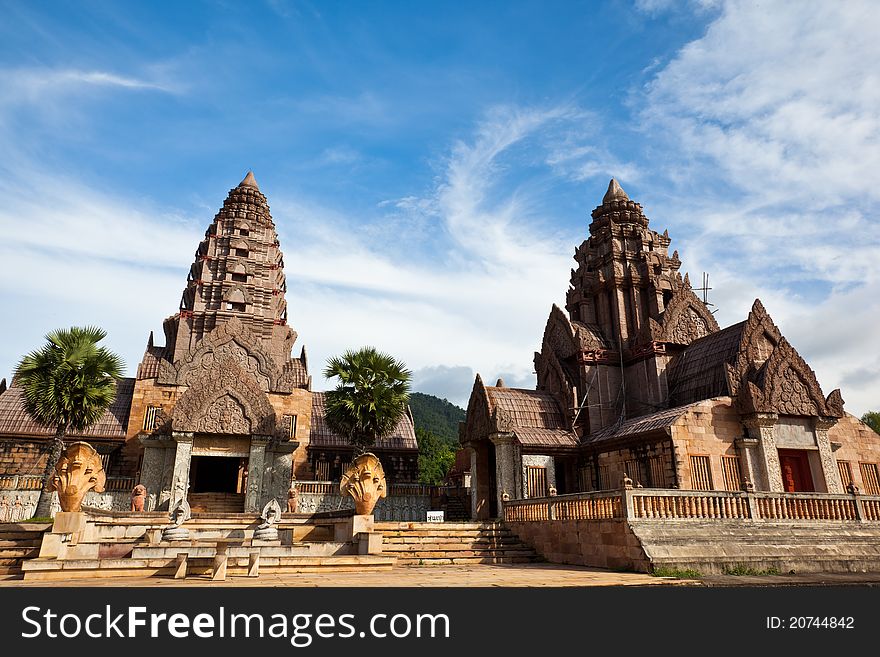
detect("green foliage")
[651,567,702,579]
[15,326,123,518]
[861,411,880,435]
[15,326,124,434]
[409,392,465,445]
[721,564,781,576]
[323,347,411,452]
[417,427,456,485]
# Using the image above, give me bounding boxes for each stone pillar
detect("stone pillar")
[743,413,782,492]
[734,437,761,491]
[169,432,194,510]
[814,417,843,494]
[246,435,270,512]
[263,442,298,508]
[138,435,175,511]
[490,433,521,516]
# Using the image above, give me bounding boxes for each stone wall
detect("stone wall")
[296,491,430,522]
[829,413,880,493]
[0,489,131,521]
[670,398,743,489]
[0,439,51,476]
[506,518,650,572]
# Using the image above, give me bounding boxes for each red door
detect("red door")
[778,450,815,492]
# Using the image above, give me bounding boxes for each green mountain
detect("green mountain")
[409,392,465,446]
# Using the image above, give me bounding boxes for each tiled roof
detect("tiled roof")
[137,345,170,379]
[308,391,418,450]
[0,378,134,439]
[667,321,746,406]
[485,387,578,447]
[583,401,706,445]
[282,359,310,388]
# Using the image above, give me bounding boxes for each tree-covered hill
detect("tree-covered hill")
[409,392,466,446]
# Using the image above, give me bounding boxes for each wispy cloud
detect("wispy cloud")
[0,67,178,106]
[636,0,880,414]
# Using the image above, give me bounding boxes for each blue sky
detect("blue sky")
[1,0,878,414]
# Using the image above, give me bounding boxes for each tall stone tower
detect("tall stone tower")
[166,171,298,370]
[535,179,719,433]
[131,172,312,513]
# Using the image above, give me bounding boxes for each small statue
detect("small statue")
[548,486,558,497]
[162,497,192,541]
[846,482,860,495]
[286,480,299,513]
[130,484,147,512]
[13,495,25,521]
[254,499,281,541]
[622,473,633,490]
[0,496,9,522]
[501,491,510,502]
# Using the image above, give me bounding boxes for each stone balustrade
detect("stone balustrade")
[503,488,880,523]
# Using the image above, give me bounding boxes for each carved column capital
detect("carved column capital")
[742,413,778,431]
[813,417,837,432]
[489,432,517,446]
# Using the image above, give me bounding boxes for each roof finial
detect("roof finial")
[239,171,260,190]
[603,178,629,203]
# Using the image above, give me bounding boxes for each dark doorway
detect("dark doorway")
[190,456,244,493]
[778,449,815,492]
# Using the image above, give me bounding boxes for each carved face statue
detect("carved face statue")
[50,442,106,512]
[339,453,387,515]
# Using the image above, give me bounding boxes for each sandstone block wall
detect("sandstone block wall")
[671,399,743,489]
[506,518,650,572]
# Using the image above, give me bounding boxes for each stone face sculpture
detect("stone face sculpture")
[254,498,282,541]
[130,484,147,512]
[339,452,387,515]
[49,441,106,512]
[286,480,299,513]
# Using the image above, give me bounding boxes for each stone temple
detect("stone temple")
[0,173,419,515]
[462,179,880,519]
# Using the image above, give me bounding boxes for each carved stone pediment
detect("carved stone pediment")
[542,305,580,359]
[172,356,276,435]
[659,287,719,345]
[158,317,293,392]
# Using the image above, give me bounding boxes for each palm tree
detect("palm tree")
[15,326,124,518]
[323,347,411,456]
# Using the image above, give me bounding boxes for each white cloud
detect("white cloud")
[0,67,176,106]
[638,0,880,415]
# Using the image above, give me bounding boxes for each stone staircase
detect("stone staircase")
[631,520,880,575]
[0,523,50,578]
[188,493,245,514]
[377,521,541,565]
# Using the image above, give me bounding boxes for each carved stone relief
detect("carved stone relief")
[195,394,251,435]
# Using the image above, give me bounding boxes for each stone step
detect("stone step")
[383,540,529,550]
[383,548,535,559]
[380,530,515,538]
[395,556,537,566]
[0,548,39,559]
[0,539,41,548]
[21,555,396,580]
[375,522,506,531]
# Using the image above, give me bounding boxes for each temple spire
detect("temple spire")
[239,170,260,190]
[603,178,629,203]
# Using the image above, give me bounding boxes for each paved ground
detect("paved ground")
[3,565,880,588]
[0,563,686,587]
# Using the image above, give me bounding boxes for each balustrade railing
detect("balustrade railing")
[503,487,880,523]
